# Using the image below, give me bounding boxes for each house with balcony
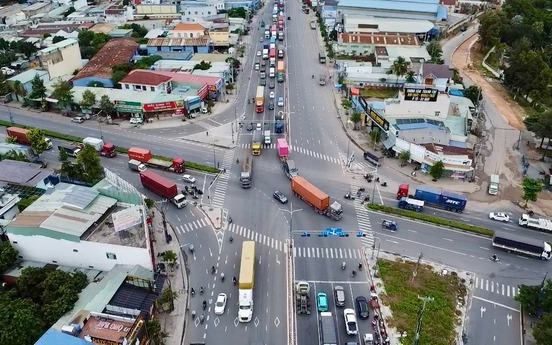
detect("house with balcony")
[417,63,454,92]
[37,38,83,79]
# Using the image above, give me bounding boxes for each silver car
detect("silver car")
[334,285,345,307]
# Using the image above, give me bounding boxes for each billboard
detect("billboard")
[404,88,439,102]
[111,206,142,232]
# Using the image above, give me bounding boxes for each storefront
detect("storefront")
[114,99,185,119]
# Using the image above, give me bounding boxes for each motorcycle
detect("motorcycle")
[200,286,204,295]
[191,288,195,296]
[192,193,199,200]
[199,314,205,324]
[356,190,362,198]
[351,270,357,277]
[341,262,346,270]
[358,263,363,271]
[364,196,370,202]
[358,187,366,192]
[228,217,233,224]
[191,310,196,319]
[203,300,207,310]
[220,273,225,282]
[233,277,237,285]
[490,255,500,262]
[344,192,355,200]
[380,182,387,187]
[211,266,216,274]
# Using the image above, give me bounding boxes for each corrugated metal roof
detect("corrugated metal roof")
[36,329,93,345]
[338,0,440,13]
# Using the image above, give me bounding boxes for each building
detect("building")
[37,38,82,79]
[135,4,179,18]
[5,182,153,272]
[0,189,20,227]
[337,0,447,23]
[72,38,139,88]
[180,4,219,22]
[417,63,454,91]
[170,23,206,38]
[6,69,50,102]
[336,32,422,56]
[0,160,53,190]
[21,2,53,18]
[19,23,94,38]
[342,16,435,35]
[152,60,232,83]
[146,37,212,57]
[208,22,230,46]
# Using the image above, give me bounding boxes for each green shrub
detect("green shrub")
[366,203,494,237]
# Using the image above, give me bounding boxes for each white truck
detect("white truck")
[519,214,552,232]
[263,130,271,145]
[488,174,499,195]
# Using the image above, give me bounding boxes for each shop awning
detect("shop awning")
[382,137,395,149]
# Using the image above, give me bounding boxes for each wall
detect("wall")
[43,42,82,79]
[9,233,153,271]
[136,4,178,15]
[181,5,218,21]
[209,30,229,44]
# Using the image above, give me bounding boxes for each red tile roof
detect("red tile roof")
[73,38,138,81]
[120,70,173,86]
[174,23,205,31]
[339,33,419,46]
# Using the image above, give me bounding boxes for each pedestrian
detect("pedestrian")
[206,131,209,136]
[217,162,220,169]
[156,114,159,120]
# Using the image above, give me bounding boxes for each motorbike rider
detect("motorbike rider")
[220,272,225,281]
[233,276,237,285]
[358,263,363,270]
[211,265,216,274]
[191,287,195,296]
[342,261,346,270]
[200,286,204,294]
[491,254,498,262]
[351,270,357,277]
[203,300,207,309]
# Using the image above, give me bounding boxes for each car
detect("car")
[277,96,284,107]
[1,67,15,76]
[130,117,143,124]
[214,293,227,315]
[269,81,275,89]
[362,333,375,345]
[261,60,267,67]
[317,292,329,312]
[257,50,261,56]
[355,296,369,319]
[71,117,84,123]
[269,91,275,99]
[273,190,288,203]
[255,123,262,131]
[182,174,196,183]
[489,212,510,222]
[246,123,253,131]
[260,79,266,86]
[344,308,358,335]
[268,101,274,110]
[334,285,345,307]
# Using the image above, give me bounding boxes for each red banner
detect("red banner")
[143,101,177,112]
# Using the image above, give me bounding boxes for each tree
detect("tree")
[430,161,444,180]
[478,10,506,49]
[28,75,46,101]
[76,144,104,183]
[0,242,18,272]
[52,36,66,44]
[1,149,29,162]
[398,150,411,165]
[80,89,96,110]
[464,85,483,106]
[350,111,362,130]
[533,312,552,345]
[524,111,552,150]
[341,99,352,113]
[522,177,543,206]
[145,319,168,345]
[0,290,45,345]
[516,283,543,315]
[100,95,115,115]
[11,80,26,98]
[194,61,212,71]
[405,71,416,83]
[50,80,74,110]
[369,130,381,149]
[144,198,155,209]
[4,136,16,144]
[162,250,178,269]
[426,41,442,63]
[26,128,50,155]
[228,7,247,19]
[389,56,409,83]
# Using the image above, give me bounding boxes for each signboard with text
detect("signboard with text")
[143,101,178,112]
[115,100,141,112]
[404,88,439,102]
[368,108,389,131]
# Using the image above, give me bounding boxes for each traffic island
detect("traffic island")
[366,253,470,345]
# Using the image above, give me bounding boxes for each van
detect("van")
[488,174,500,195]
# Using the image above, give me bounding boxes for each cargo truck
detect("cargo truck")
[283,160,299,180]
[239,241,256,322]
[6,127,52,149]
[397,184,467,213]
[291,176,343,220]
[139,170,187,208]
[277,61,285,82]
[397,197,424,212]
[0,142,39,161]
[128,147,184,173]
[58,145,81,158]
[492,233,552,260]
[319,312,338,345]
[252,131,262,156]
[240,155,253,188]
[277,138,289,162]
[519,214,552,232]
[83,137,117,157]
[263,130,271,145]
[128,159,147,172]
[256,86,265,113]
[363,150,383,166]
[488,174,500,195]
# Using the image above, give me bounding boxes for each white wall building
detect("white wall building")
[180,4,218,22]
[37,38,82,79]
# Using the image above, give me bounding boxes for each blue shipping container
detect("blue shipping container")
[414,186,441,204]
[441,190,467,209]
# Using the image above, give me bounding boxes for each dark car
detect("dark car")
[269,81,275,89]
[260,79,266,86]
[246,123,253,131]
[268,101,274,110]
[273,191,288,204]
[334,285,346,307]
[355,296,369,319]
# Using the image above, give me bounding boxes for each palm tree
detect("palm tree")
[390,56,409,83]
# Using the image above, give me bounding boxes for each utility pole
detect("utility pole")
[280,202,303,236]
[412,252,423,283]
[414,296,434,345]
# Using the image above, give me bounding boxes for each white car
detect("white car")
[182,174,196,183]
[130,117,143,124]
[256,122,262,130]
[489,212,510,222]
[344,308,358,335]
[277,96,284,107]
[256,50,261,56]
[269,91,275,99]
[214,293,227,315]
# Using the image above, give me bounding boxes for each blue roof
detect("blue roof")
[448,89,464,97]
[436,5,448,20]
[448,140,467,148]
[35,329,92,345]
[338,0,439,14]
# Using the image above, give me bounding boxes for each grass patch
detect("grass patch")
[359,88,399,99]
[366,203,494,237]
[0,120,219,173]
[378,258,466,345]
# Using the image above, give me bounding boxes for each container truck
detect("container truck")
[83,137,117,157]
[255,86,265,113]
[240,155,253,188]
[58,145,81,158]
[488,174,500,195]
[397,185,467,213]
[128,159,147,172]
[291,176,343,220]
[277,138,289,162]
[277,61,285,82]
[0,143,39,162]
[319,312,338,345]
[252,131,262,156]
[519,214,552,232]
[128,147,184,173]
[492,233,552,260]
[6,127,52,149]
[139,170,187,208]
[397,197,424,212]
[263,130,271,145]
[239,241,256,322]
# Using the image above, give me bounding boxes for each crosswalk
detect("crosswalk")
[228,223,287,251]
[293,247,365,259]
[174,217,210,234]
[209,151,234,208]
[239,143,340,164]
[473,276,519,298]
